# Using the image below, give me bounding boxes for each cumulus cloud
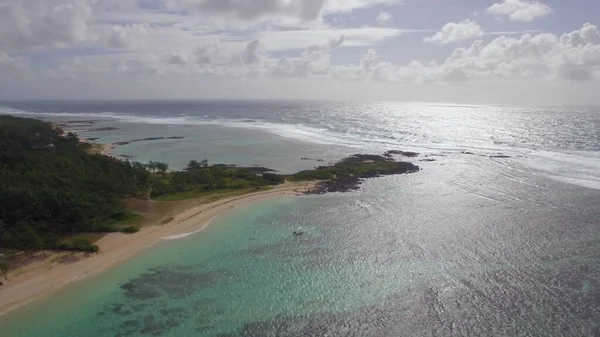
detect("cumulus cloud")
[21,23,600,88]
[425,19,484,44]
[0,0,599,104]
[376,12,393,25]
[417,24,600,83]
[486,0,552,22]
[0,0,92,52]
[242,40,268,65]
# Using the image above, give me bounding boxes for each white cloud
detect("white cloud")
[376,11,393,25]
[325,0,403,13]
[10,23,600,96]
[425,19,484,44]
[486,0,552,22]
[165,0,402,25]
[0,0,92,52]
[415,24,600,83]
[107,23,149,49]
[169,0,326,22]
[0,0,599,104]
[0,53,30,75]
[256,27,405,50]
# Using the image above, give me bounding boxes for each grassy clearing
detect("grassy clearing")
[154,187,271,202]
[113,212,143,227]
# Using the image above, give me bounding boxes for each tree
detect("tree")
[198,169,215,189]
[155,162,169,176]
[186,160,201,171]
[0,262,9,281]
[186,159,208,171]
[0,116,152,252]
[147,161,159,173]
[171,172,188,192]
[19,227,45,257]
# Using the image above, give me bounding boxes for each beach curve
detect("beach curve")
[0,181,316,317]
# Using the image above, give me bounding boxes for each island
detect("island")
[0,115,420,314]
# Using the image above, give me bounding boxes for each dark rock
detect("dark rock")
[490,155,511,159]
[384,150,420,158]
[86,127,119,132]
[301,157,325,162]
[114,136,185,146]
[245,166,276,173]
[305,156,420,195]
[66,120,96,124]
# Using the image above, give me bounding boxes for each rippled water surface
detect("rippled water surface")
[1,101,599,336]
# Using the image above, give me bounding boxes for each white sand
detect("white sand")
[0,181,315,317]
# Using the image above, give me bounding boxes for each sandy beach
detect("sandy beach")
[0,181,315,317]
[78,136,117,157]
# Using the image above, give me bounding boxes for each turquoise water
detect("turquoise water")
[1,101,600,335]
[4,195,432,336]
[4,162,600,336]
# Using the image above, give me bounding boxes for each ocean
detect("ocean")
[1,100,599,336]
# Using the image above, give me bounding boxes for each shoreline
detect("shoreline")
[0,181,315,317]
[78,136,117,157]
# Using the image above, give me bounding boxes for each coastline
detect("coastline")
[78,136,117,157]
[0,181,316,317]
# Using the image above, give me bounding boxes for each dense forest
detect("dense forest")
[0,116,418,253]
[0,116,287,252]
[0,116,151,252]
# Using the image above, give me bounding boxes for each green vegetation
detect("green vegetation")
[149,161,284,200]
[0,116,419,253]
[0,116,150,252]
[120,226,140,234]
[289,154,419,181]
[58,237,100,253]
[0,261,10,280]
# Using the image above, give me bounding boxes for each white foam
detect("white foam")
[161,216,217,240]
[3,105,600,190]
[161,227,207,240]
[514,149,600,190]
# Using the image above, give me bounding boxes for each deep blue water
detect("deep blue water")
[0,100,599,336]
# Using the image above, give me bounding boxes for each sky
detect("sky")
[0,0,599,105]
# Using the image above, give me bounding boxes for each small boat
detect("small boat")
[293,227,306,236]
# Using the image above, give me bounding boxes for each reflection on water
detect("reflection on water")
[2,147,600,336]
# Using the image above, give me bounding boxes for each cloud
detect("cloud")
[15,24,600,90]
[424,19,484,44]
[107,23,149,49]
[256,27,406,50]
[165,0,401,25]
[0,0,598,104]
[242,40,268,65]
[170,0,326,21]
[0,0,92,52]
[486,0,552,22]
[560,23,600,47]
[416,24,600,83]
[375,11,393,25]
[0,53,30,75]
